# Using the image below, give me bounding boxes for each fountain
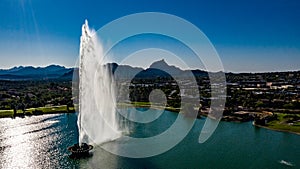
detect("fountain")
[68,20,122,157]
[68,143,93,158]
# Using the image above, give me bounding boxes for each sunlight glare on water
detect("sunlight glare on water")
[0,110,299,169]
[0,114,78,169]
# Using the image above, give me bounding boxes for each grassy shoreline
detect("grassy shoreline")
[1,102,299,135]
[253,122,300,136]
[117,102,181,113]
[0,105,75,118]
[254,113,300,135]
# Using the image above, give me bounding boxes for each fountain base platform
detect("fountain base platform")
[68,143,93,158]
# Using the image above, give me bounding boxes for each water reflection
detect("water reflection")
[0,111,299,169]
[0,114,78,169]
[5,122,34,168]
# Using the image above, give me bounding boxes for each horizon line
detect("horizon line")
[0,63,299,74]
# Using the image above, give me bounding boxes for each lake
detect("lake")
[0,108,299,169]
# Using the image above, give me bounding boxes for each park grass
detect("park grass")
[0,110,14,118]
[129,102,151,107]
[117,102,180,112]
[0,105,75,118]
[32,105,74,114]
[265,113,300,134]
[0,109,26,117]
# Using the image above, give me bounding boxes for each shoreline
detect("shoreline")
[0,105,75,118]
[117,102,181,112]
[1,103,299,136]
[253,122,300,136]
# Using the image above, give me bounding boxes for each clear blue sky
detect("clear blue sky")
[0,0,299,72]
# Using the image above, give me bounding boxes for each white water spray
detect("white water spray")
[77,20,122,145]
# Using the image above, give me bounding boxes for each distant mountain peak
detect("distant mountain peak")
[46,64,65,68]
[8,66,25,72]
[13,66,24,69]
[149,59,183,76]
[149,59,169,69]
[45,65,66,71]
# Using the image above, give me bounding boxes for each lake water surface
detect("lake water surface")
[0,109,299,169]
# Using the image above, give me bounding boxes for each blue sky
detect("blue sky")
[0,0,299,72]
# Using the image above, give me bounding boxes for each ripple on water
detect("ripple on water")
[0,113,79,169]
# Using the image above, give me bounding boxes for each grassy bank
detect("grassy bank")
[0,105,75,118]
[117,102,181,113]
[263,113,300,134]
[0,110,14,118]
[0,102,177,118]
[2,102,299,136]
[126,102,300,135]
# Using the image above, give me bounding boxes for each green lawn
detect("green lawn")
[0,105,75,118]
[266,113,300,134]
[117,102,180,112]
[0,110,13,118]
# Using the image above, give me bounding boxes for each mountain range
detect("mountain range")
[0,60,207,80]
[1,59,299,81]
[0,65,73,80]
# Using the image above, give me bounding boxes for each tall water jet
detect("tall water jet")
[77,20,122,146]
